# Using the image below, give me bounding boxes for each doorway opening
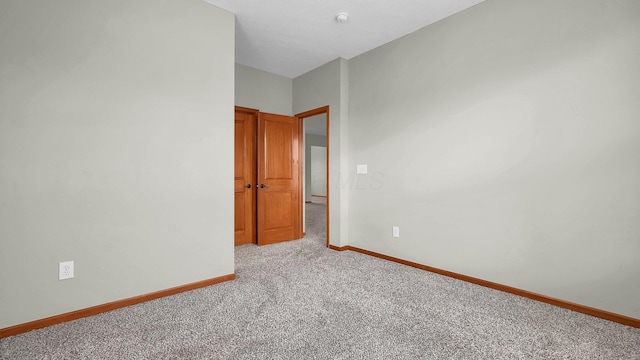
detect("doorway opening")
[234,106,329,248]
[296,106,330,247]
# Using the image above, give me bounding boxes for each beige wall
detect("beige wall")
[0,0,235,328]
[235,64,292,115]
[347,0,640,318]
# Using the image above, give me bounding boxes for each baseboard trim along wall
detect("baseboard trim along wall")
[330,245,640,329]
[0,273,236,339]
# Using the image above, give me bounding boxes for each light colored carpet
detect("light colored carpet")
[1,202,639,359]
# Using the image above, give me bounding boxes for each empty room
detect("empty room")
[1,0,639,358]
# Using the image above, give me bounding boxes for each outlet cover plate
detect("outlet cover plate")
[59,261,74,280]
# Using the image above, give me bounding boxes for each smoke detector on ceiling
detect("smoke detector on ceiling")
[335,12,349,23]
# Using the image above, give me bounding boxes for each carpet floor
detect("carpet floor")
[1,202,639,359]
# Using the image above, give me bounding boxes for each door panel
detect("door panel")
[234,192,245,229]
[264,120,293,179]
[257,112,301,245]
[234,109,256,246]
[264,191,293,229]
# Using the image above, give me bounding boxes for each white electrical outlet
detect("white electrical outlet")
[59,261,74,280]
[392,226,400,238]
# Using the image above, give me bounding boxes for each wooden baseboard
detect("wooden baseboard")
[330,245,640,329]
[0,273,236,339]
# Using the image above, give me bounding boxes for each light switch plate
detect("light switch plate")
[356,164,368,174]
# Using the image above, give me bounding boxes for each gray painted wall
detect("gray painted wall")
[311,147,327,196]
[305,114,327,136]
[347,0,640,318]
[0,0,235,328]
[305,135,327,202]
[293,58,349,247]
[235,64,292,115]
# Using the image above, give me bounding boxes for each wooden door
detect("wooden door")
[257,112,301,245]
[234,108,257,245]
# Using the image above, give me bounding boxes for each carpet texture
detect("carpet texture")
[1,202,639,359]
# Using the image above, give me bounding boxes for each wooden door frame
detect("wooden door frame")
[234,105,330,247]
[295,106,330,248]
[235,106,258,245]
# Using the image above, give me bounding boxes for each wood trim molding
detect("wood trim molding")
[0,273,236,339]
[235,105,259,114]
[298,114,304,240]
[330,246,640,329]
[325,111,330,249]
[295,106,330,120]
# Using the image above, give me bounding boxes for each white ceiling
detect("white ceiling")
[204,0,486,79]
